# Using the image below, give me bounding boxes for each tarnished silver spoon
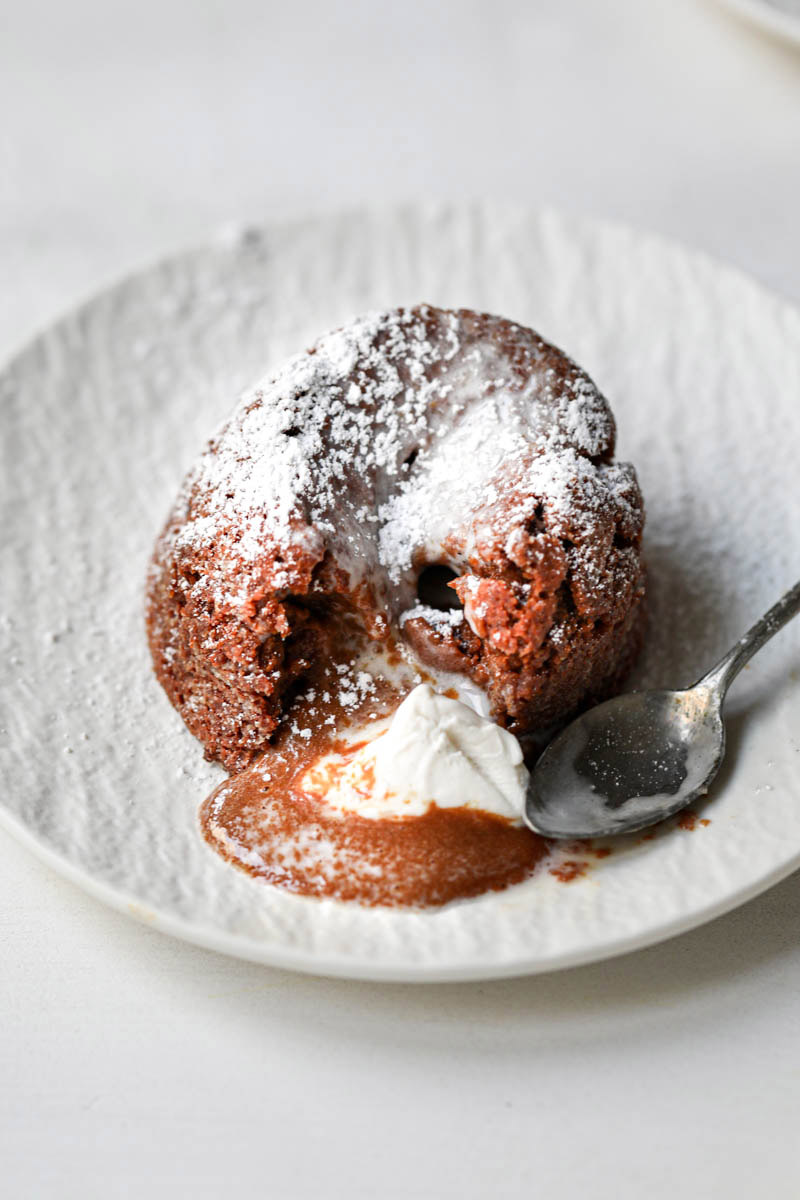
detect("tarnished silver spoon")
[525,579,800,839]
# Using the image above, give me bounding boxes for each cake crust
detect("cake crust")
[146,306,645,770]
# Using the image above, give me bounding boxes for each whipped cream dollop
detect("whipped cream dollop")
[300,683,530,823]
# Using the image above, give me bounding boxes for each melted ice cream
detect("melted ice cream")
[300,683,529,823]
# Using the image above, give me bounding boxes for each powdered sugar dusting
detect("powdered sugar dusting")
[162,306,625,616]
[400,604,464,635]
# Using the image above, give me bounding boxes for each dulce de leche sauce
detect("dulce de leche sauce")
[200,669,546,908]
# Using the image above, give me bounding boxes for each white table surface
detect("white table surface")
[2,2,799,1196]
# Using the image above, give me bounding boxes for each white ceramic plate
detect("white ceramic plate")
[2,205,799,981]
[717,0,800,46]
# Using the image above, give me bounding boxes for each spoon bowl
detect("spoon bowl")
[526,687,724,838]
[525,579,800,841]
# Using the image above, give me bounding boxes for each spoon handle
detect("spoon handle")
[698,578,800,695]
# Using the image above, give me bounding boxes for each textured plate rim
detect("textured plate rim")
[3,800,800,982]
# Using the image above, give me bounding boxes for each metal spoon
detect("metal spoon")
[525,579,800,839]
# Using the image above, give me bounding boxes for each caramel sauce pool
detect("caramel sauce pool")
[200,659,546,908]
